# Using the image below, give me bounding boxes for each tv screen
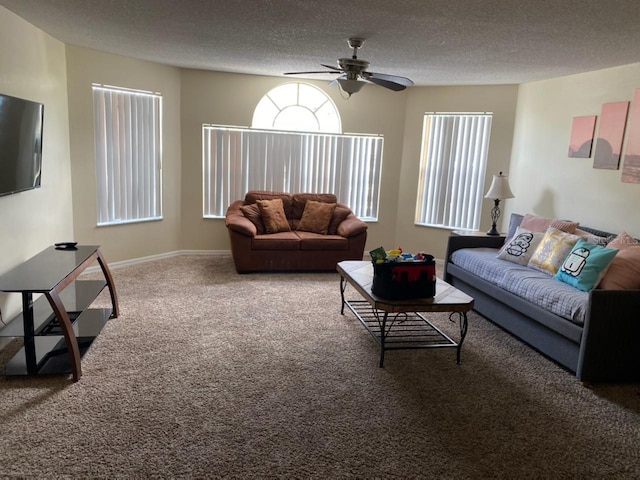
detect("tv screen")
[0,93,44,197]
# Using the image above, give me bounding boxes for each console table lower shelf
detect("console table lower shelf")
[0,246,119,381]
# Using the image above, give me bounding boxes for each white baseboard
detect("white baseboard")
[84,250,231,273]
[85,250,444,273]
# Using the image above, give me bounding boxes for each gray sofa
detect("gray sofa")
[443,225,640,383]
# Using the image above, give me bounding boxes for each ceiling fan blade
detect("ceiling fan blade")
[364,76,407,92]
[367,72,414,87]
[321,63,343,71]
[284,70,342,75]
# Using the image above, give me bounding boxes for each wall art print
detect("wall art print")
[622,88,640,184]
[568,115,597,158]
[593,101,630,170]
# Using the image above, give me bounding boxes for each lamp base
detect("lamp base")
[486,225,500,236]
[487,199,502,236]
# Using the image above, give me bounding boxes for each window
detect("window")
[92,84,162,226]
[202,82,382,220]
[415,113,493,230]
[252,83,341,133]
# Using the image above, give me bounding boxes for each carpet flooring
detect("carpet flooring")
[0,255,639,478]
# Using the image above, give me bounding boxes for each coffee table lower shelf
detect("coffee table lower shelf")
[343,299,468,367]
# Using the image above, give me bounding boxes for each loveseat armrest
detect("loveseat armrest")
[337,214,368,238]
[443,235,505,282]
[577,288,640,382]
[225,200,257,237]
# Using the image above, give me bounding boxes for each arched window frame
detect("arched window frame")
[252,82,342,133]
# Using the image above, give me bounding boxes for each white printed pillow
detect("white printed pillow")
[497,227,545,265]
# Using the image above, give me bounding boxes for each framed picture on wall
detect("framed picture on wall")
[622,88,640,183]
[568,115,597,158]
[593,101,630,170]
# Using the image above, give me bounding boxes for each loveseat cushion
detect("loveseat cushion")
[257,198,291,234]
[296,231,348,250]
[297,200,337,234]
[291,193,338,219]
[450,248,589,325]
[327,204,352,235]
[240,203,266,234]
[245,191,293,218]
[251,232,301,250]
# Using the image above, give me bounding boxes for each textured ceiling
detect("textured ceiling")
[2,0,640,86]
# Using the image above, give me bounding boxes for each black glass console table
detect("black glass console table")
[0,246,119,381]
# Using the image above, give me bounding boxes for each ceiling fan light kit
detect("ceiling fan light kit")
[284,37,413,98]
[337,78,366,96]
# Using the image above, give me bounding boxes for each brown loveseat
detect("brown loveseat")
[225,191,367,273]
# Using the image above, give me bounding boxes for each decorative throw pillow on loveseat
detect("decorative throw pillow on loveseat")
[296,200,337,234]
[527,227,581,275]
[554,239,618,292]
[240,203,266,235]
[257,198,291,234]
[327,205,352,235]
[497,227,544,265]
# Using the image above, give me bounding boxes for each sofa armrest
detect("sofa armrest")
[577,288,640,382]
[337,214,368,238]
[225,200,257,237]
[443,235,505,281]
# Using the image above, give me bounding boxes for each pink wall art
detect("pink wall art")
[568,115,596,158]
[593,101,630,170]
[622,88,640,183]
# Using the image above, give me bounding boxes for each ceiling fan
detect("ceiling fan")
[284,37,414,97]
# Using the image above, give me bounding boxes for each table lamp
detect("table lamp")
[484,171,514,236]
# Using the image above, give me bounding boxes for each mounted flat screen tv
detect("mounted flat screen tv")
[0,93,44,197]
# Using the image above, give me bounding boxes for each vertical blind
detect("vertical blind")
[415,113,492,230]
[202,126,383,220]
[93,85,163,225]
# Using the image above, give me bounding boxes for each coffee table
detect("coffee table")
[337,260,474,367]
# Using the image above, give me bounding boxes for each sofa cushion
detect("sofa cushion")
[245,191,293,218]
[296,200,336,234]
[554,239,619,292]
[251,232,300,250]
[520,213,579,234]
[497,226,544,265]
[240,203,266,234]
[257,198,291,234]
[291,193,338,219]
[296,231,348,251]
[528,227,581,275]
[450,248,589,325]
[600,232,640,289]
[327,205,352,235]
[505,213,524,242]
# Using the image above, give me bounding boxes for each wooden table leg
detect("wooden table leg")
[45,291,82,382]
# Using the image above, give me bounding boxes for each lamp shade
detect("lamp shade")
[484,171,515,200]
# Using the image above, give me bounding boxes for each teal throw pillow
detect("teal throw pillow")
[554,239,618,292]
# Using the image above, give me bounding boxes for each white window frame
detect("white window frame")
[92,84,163,226]
[202,125,383,220]
[415,112,493,230]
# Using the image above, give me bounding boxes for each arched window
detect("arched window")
[252,83,341,133]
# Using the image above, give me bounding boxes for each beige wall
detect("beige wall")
[179,70,407,252]
[509,63,640,237]
[0,7,73,322]
[65,45,182,263]
[394,85,520,258]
